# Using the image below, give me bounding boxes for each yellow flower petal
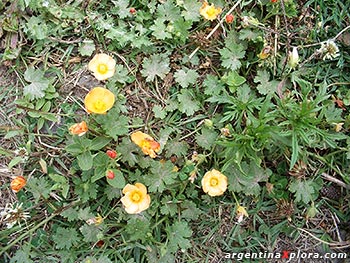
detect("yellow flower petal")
[11,176,27,193]
[201,169,228,197]
[121,182,151,214]
[84,87,115,114]
[131,131,160,158]
[200,1,222,21]
[88,53,116,81]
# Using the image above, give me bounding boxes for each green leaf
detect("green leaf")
[49,174,69,198]
[27,177,52,201]
[153,105,167,119]
[104,185,121,200]
[124,217,151,242]
[8,156,24,169]
[160,196,178,216]
[106,169,126,188]
[225,71,246,88]
[116,137,139,167]
[166,221,192,253]
[25,16,48,40]
[52,227,80,250]
[150,19,172,40]
[164,140,189,158]
[181,200,202,220]
[61,207,79,222]
[10,244,33,263]
[79,224,103,242]
[78,39,95,56]
[225,162,271,196]
[96,109,129,140]
[77,151,93,171]
[195,127,218,150]
[289,179,318,204]
[78,207,95,221]
[23,67,50,100]
[112,0,130,19]
[141,54,170,82]
[156,0,181,22]
[89,137,112,151]
[144,160,177,193]
[177,89,200,116]
[203,75,225,96]
[254,70,279,95]
[182,0,201,21]
[174,68,199,88]
[219,44,246,71]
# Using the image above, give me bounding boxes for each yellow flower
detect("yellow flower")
[121,183,151,214]
[88,53,116,81]
[236,205,248,223]
[11,176,26,193]
[69,121,88,136]
[131,131,161,158]
[84,87,115,114]
[201,169,228,196]
[200,1,222,21]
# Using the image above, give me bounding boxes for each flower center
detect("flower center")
[140,139,151,149]
[210,177,219,187]
[93,100,106,111]
[131,191,142,203]
[206,7,216,17]
[97,64,108,74]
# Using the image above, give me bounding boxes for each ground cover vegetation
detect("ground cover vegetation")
[0,0,349,262]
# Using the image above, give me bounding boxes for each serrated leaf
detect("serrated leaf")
[112,0,130,19]
[177,89,200,116]
[219,44,246,71]
[289,179,318,204]
[52,227,80,250]
[225,162,271,196]
[23,68,50,100]
[77,151,93,171]
[153,105,167,119]
[61,207,79,222]
[156,0,181,22]
[253,70,279,95]
[160,196,178,216]
[124,217,151,242]
[80,224,103,242]
[166,221,192,253]
[95,109,129,140]
[104,185,121,200]
[78,207,95,221]
[181,200,202,220]
[10,244,33,263]
[78,39,95,56]
[150,19,172,40]
[203,75,225,96]
[195,128,218,150]
[144,160,177,193]
[182,0,201,21]
[116,137,138,167]
[27,177,52,201]
[174,68,199,88]
[141,54,170,82]
[164,140,189,158]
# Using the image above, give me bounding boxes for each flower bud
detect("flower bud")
[106,170,115,179]
[288,47,299,69]
[106,150,117,159]
[225,14,234,24]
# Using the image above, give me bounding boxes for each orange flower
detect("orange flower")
[201,169,228,196]
[84,87,115,114]
[200,1,222,21]
[131,131,160,158]
[121,183,151,214]
[88,53,116,81]
[69,121,88,136]
[11,176,26,193]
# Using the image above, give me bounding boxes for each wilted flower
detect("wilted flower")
[236,205,248,223]
[319,40,340,60]
[84,87,115,114]
[200,1,222,21]
[131,131,161,158]
[258,46,272,59]
[10,176,26,193]
[0,203,30,228]
[86,214,104,225]
[287,47,299,69]
[69,121,88,136]
[121,183,151,214]
[88,53,116,81]
[201,169,228,196]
